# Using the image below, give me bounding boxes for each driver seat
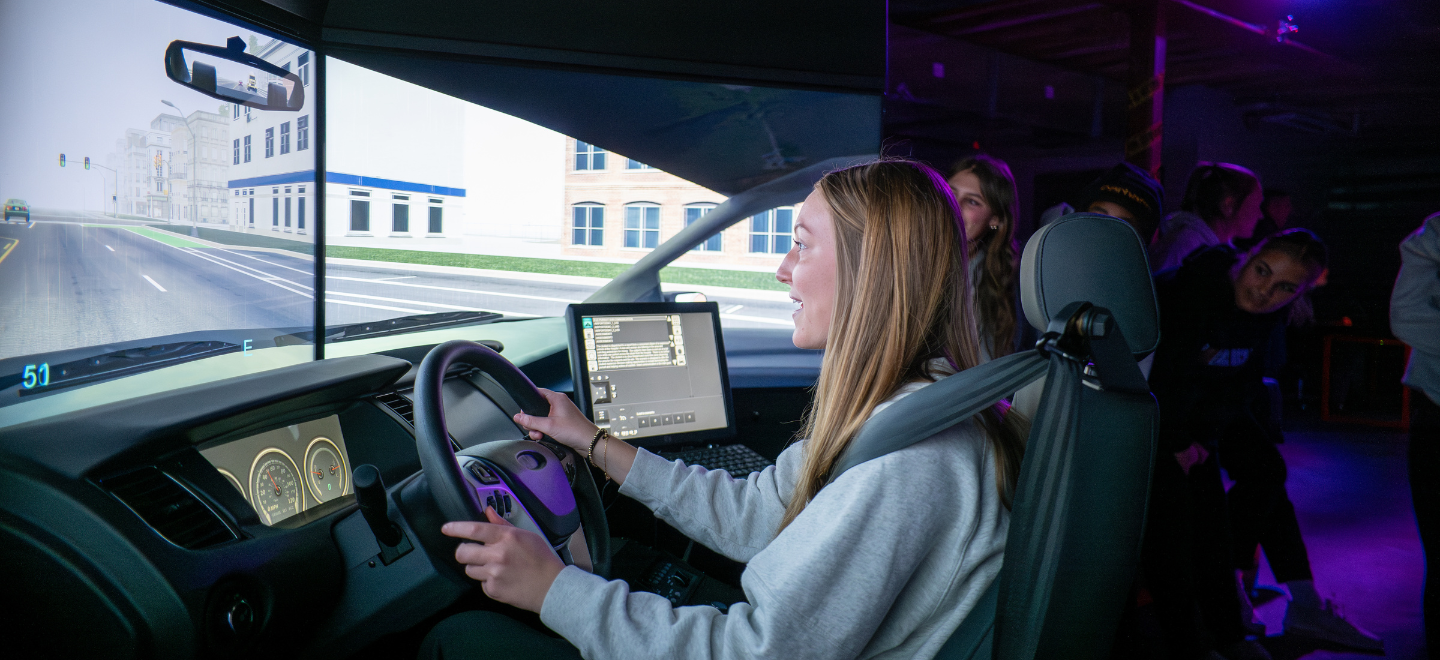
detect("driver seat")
[828,213,1160,659]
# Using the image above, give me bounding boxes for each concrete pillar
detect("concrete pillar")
[1124,0,1167,180]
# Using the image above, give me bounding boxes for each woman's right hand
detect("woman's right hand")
[513,388,599,453]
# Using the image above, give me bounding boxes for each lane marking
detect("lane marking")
[722,304,744,314]
[105,245,115,252]
[374,276,415,281]
[0,237,18,266]
[325,275,582,303]
[179,247,315,298]
[218,248,312,275]
[720,313,793,327]
[326,290,485,311]
[142,274,168,292]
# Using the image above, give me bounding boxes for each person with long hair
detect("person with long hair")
[947,155,1020,360]
[1149,162,1265,272]
[1145,230,1381,659]
[421,159,1027,660]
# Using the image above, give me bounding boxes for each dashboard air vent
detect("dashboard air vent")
[376,390,415,426]
[104,467,236,549]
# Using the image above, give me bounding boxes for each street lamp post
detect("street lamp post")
[88,162,118,218]
[162,100,200,237]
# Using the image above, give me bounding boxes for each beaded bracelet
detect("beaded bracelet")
[586,427,606,468]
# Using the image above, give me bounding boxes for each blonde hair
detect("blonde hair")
[779,160,1027,532]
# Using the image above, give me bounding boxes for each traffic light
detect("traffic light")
[84,157,90,170]
[59,153,66,167]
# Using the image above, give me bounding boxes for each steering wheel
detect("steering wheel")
[412,339,611,578]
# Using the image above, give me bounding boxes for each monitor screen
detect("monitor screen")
[566,302,735,449]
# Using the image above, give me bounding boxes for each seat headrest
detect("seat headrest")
[1020,213,1159,357]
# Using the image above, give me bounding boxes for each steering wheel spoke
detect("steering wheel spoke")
[411,340,612,579]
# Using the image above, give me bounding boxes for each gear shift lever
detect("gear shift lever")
[353,464,409,562]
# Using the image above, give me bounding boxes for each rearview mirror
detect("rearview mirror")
[164,36,304,111]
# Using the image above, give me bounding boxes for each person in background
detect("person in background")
[947,155,1021,360]
[1073,162,1165,244]
[1145,230,1382,659]
[1391,212,1440,659]
[1149,163,1265,272]
[1236,189,1293,252]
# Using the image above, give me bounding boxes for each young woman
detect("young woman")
[1149,162,1265,273]
[423,160,1025,660]
[1144,230,1381,658]
[947,155,1020,360]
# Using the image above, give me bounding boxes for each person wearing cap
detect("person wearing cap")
[1074,162,1165,243]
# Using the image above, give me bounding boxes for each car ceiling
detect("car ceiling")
[164,0,886,196]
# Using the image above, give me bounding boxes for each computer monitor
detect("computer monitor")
[565,302,736,449]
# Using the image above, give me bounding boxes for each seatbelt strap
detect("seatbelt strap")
[826,350,1048,485]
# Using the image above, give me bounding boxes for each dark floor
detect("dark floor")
[1243,418,1424,660]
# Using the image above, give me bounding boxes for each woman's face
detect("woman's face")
[1233,250,1316,314]
[776,189,838,350]
[947,169,998,245]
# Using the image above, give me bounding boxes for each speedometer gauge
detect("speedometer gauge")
[305,437,348,503]
[249,449,303,525]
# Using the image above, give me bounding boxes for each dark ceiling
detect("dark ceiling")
[890,0,1440,142]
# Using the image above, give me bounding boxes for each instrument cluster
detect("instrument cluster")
[199,415,353,526]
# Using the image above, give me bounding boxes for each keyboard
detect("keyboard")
[658,444,775,477]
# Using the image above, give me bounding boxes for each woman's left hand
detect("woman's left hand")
[442,508,566,613]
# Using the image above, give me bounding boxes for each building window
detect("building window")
[297,116,309,151]
[626,158,655,170]
[624,203,660,249]
[572,204,603,246]
[350,190,370,232]
[279,122,290,155]
[233,104,239,119]
[686,204,721,251]
[245,105,251,122]
[393,194,409,233]
[297,197,305,230]
[750,207,794,254]
[243,135,251,162]
[298,52,310,86]
[284,197,292,228]
[429,200,443,234]
[575,141,606,171]
[272,197,279,227]
[264,127,274,158]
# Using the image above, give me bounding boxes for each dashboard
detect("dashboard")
[199,416,353,526]
[0,322,820,659]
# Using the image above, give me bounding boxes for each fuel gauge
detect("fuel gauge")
[305,437,348,503]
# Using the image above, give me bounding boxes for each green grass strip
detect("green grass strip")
[326,245,787,291]
[148,224,314,254]
[121,226,211,249]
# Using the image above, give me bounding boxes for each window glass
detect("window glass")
[749,208,794,254]
[0,0,317,409]
[686,205,721,251]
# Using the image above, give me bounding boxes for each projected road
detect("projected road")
[0,215,794,361]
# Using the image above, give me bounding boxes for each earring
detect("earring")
[989,224,999,230]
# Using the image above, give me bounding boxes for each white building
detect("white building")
[112,115,182,219]
[170,105,230,225]
[227,38,318,234]
[324,58,466,242]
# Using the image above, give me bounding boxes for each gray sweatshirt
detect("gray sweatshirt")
[539,377,1009,660]
[1391,213,1440,406]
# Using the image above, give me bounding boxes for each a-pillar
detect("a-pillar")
[1124,0,1167,180]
